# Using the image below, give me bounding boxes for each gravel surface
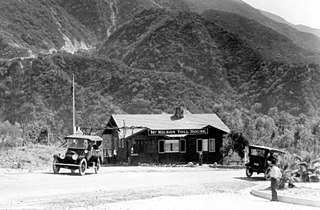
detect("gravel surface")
[278,184,320,200]
[0,166,318,209]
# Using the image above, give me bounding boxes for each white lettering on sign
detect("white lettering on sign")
[148,129,208,136]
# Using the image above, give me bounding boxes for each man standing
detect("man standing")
[113,149,117,165]
[268,156,282,201]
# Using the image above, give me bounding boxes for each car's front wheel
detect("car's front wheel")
[52,159,60,174]
[94,158,100,174]
[79,159,87,176]
[245,166,253,178]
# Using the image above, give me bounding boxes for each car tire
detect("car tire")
[53,159,60,174]
[264,167,271,180]
[245,167,253,178]
[94,158,100,174]
[79,159,87,176]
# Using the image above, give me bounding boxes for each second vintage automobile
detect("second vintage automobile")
[52,134,103,175]
[245,145,285,180]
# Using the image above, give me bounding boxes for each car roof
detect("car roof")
[249,145,285,154]
[64,134,103,141]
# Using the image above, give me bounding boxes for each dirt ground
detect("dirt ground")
[0,166,318,210]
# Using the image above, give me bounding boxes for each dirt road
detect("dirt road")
[0,166,317,209]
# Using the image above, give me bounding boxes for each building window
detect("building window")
[209,138,215,152]
[159,140,165,153]
[165,140,179,153]
[133,140,151,153]
[180,139,186,153]
[197,139,209,152]
[159,140,179,153]
[203,139,208,151]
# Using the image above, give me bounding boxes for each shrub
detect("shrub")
[0,121,23,147]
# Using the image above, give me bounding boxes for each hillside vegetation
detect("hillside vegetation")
[0,0,97,58]
[1,0,320,161]
[99,9,320,114]
[183,0,320,55]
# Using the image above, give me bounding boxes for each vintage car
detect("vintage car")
[53,134,103,175]
[245,145,285,180]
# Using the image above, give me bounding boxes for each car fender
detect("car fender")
[76,156,86,164]
[88,155,100,163]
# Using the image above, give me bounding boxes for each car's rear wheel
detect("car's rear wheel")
[79,159,87,176]
[52,159,60,174]
[245,167,253,178]
[264,167,271,180]
[94,158,100,174]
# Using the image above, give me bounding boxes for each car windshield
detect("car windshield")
[67,138,89,149]
[250,148,266,157]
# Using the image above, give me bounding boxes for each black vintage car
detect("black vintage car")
[53,134,103,175]
[245,145,285,180]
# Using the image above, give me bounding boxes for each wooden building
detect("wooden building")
[102,108,230,165]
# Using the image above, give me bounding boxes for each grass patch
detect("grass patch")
[0,144,65,170]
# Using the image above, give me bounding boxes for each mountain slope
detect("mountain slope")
[260,10,320,39]
[0,52,226,134]
[202,10,309,63]
[182,0,320,55]
[1,0,320,137]
[57,0,118,40]
[98,8,320,115]
[99,9,265,92]
[1,0,319,62]
[0,0,97,59]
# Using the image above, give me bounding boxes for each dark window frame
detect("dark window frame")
[197,139,203,152]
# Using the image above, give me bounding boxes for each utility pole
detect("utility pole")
[72,74,76,134]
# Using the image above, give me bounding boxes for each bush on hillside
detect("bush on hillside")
[0,144,64,170]
[0,121,23,147]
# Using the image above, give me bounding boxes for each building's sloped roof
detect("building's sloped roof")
[118,128,144,139]
[112,113,230,138]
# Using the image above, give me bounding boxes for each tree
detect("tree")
[221,131,249,160]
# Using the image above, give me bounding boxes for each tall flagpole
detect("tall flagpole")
[73,74,76,134]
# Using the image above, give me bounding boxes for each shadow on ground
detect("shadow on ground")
[234,176,266,182]
[41,171,96,176]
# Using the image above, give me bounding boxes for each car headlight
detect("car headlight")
[72,154,78,160]
[59,154,65,159]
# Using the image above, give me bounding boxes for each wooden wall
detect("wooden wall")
[125,127,225,165]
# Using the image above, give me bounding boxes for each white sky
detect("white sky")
[242,0,320,29]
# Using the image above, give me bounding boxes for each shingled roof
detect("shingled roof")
[110,113,230,138]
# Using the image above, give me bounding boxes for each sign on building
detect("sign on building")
[148,129,208,136]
